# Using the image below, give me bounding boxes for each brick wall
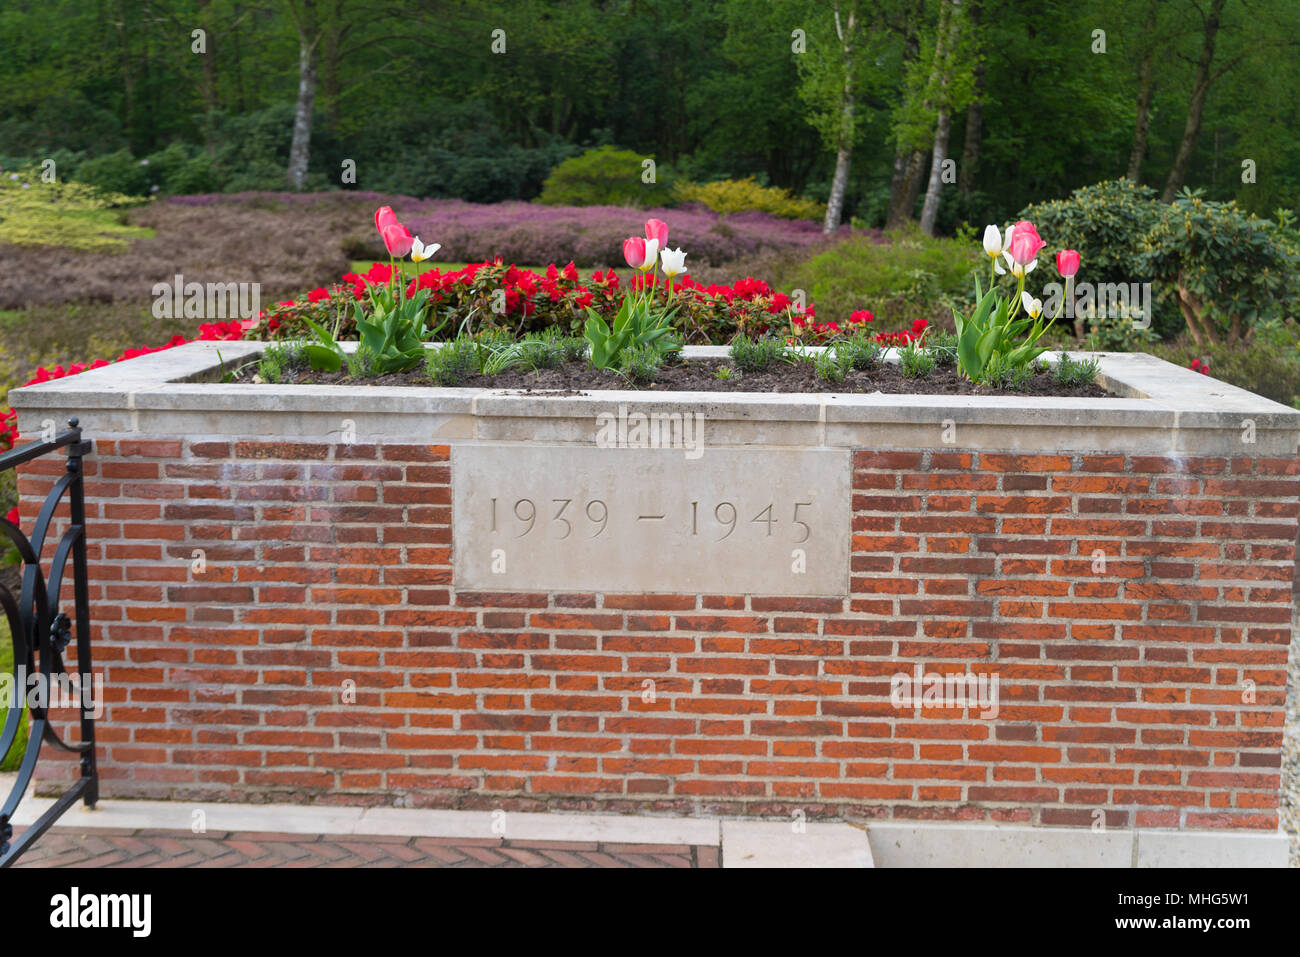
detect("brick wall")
[17,439,1298,830]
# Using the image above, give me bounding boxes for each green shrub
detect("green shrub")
[1084,313,1158,352]
[1021,179,1300,345]
[143,143,218,195]
[673,177,824,221]
[0,167,151,249]
[814,346,850,383]
[516,331,565,371]
[925,330,959,367]
[426,336,479,385]
[256,340,309,384]
[898,341,935,379]
[537,146,673,207]
[75,148,149,196]
[782,227,980,331]
[729,336,785,373]
[620,344,664,384]
[1140,191,1300,346]
[841,330,882,370]
[1053,352,1101,389]
[987,363,1041,391]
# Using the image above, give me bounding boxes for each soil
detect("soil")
[251,358,1113,398]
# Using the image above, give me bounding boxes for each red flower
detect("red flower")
[849,309,874,324]
[307,287,331,303]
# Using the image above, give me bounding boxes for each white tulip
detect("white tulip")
[659,247,688,277]
[410,237,441,263]
[640,238,660,270]
[1021,291,1043,318]
[982,225,1002,258]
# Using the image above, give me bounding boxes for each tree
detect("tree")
[918,0,974,235]
[1160,0,1299,202]
[956,0,983,198]
[885,0,928,227]
[1125,0,1160,183]
[822,2,861,233]
[283,0,320,191]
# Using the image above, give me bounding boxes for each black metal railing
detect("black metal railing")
[0,418,97,867]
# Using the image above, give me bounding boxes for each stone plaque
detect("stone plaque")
[452,444,850,595]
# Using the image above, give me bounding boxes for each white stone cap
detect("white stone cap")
[9,340,1299,456]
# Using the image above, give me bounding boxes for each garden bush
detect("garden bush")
[142,143,219,195]
[0,168,151,250]
[75,149,149,197]
[1021,179,1300,345]
[778,227,980,333]
[1019,179,1172,336]
[1140,191,1300,346]
[673,177,824,221]
[537,146,674,208]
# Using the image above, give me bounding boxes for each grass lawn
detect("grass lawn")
[0,614,25,772]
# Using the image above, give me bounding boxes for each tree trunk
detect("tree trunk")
[957,0,982,197]
[197,0,218,156]
[116,0,136,148]
[1162,0,1226,202]
[920,0,963,235]
[1126,1,1158,182]
[320,17,343,134]
[287,2,319,192]
[887,0,926,227]
[889,151,927,226]
[919,109,951,235]
[823,4,856,234]
[824,137,853,234]
[957,76,983,197]
[1176,279,1219,347]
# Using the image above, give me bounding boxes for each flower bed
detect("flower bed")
[8,338,1298,866]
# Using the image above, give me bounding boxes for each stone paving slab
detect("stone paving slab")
[9,826,717,869]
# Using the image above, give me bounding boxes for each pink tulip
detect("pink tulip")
[645,218,669,248]
[382,223,414,258]
[375,206,399,233]
[1007,220,1046,265]
[1056,249,1081,278]
[623,236,647,268]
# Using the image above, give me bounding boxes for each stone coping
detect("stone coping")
[10,340,1300,455]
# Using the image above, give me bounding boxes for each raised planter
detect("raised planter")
[10,340,1298,865]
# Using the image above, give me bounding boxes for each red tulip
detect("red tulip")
[1007,220,1046,266]
[382,223,414,257]
[375,206,398,233]
[645,218,669,247]
[623,236,647,268]
[1056,249,1081,278]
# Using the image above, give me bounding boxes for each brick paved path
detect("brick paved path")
[9,827,719,868]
